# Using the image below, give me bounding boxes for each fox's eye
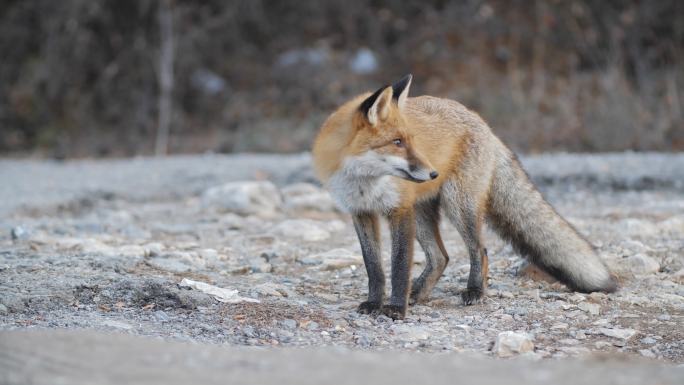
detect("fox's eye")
[393,139,403,147]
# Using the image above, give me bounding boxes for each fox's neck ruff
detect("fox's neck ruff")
[327,153,401,214]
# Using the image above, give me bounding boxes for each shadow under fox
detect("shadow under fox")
[312,74,617,320]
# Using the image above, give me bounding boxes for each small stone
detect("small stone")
[599,327,637,340]
[639,349,656,358]
[143,243,164,257]
[10,226,29,240]
[640,337,657,344]
[626,254,660,275]
[656,314,671,321]
[280,319,297,330]
[146,256,192,273]
[493,331,534,357]
[250,262,272,274]
[354,334,371,347]
[243,326,255,338]
[577,302,601,315]
[505,307,528,316]
[154,310,170,322]
[0,304,8,315]
[567,293,587,303]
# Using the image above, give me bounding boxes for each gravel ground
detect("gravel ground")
[1,152,682,363]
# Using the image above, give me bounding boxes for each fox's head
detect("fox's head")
[347,74,438,183]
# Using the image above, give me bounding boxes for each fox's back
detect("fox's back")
[404,95,497,143]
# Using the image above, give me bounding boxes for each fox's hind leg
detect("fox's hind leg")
[442,180,489,305]
[410,197,449,304]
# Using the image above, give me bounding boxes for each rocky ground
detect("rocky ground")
[0,153,683,363]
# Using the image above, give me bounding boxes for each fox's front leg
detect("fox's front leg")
[352,212,385,315]
[383,208,416,320]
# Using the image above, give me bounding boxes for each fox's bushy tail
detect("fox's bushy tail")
[487,155,617,293]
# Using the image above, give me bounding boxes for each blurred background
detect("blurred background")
[1,0,682,158]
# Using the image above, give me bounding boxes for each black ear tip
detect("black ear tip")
[392,74,413,100]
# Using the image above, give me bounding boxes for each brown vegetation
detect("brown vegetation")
[0,0,682,157]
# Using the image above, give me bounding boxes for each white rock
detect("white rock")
[272,219,331,242]
[599,327,637,340]
[202,181,282,217]
[493,331,534,357]
[281,183,337,212]
[626,254,660,275]
[179,278,259,304]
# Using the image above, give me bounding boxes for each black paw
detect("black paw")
[357,301,382,315]
[461,288,484,305]
[381,304,406,320]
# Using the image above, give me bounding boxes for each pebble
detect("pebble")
[0,304,8,315]
[577,302,600,315]
[10,226,29,240]
[280,319,298,330]
[640,337,657,344]
[154,310,170,322]
[493,331,535,357]
[599,327,637,340]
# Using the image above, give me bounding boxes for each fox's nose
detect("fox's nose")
[429,171,439,180]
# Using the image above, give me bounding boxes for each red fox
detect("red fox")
[312,74,617,320]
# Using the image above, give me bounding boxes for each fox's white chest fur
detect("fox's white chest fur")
[327,152,401,213]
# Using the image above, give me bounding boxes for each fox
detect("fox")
[312,74,617,320]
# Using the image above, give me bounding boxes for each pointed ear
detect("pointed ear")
[392,74,412,110]
[359,85,393,126]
